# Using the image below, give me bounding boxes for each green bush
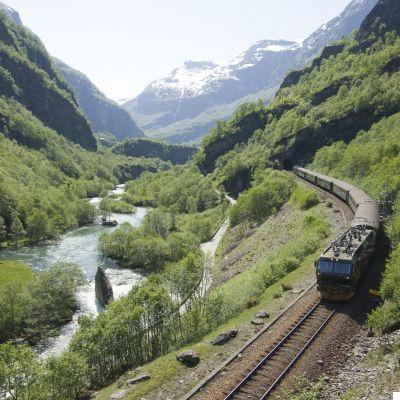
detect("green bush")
[99,198,135,214]
[291,186,319,210]
[229,170,295,226]
[0,262,85,343]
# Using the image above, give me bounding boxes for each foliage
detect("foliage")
[112,138,197,164]
[0,342,88,400]
[229,170,295,226]
[99,217,199,271]
[99,198,136,214]
[290,186,319,210]
[124,165,220,212]
[0,101,168,245]
[0,262,85,343]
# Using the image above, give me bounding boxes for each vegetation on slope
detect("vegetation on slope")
[100,165,227,270]
[111,138,197,165]
[54,58,144,140]
[0,98,169,245]
[198,30,400,195]
[0,11,96,150]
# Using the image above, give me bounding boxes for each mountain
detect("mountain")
[0,1,22,25]
[111,138,197,164]
[123,0,377,145]
[0,8,96,150]
[54,59,144,140]
[197,0,400,195]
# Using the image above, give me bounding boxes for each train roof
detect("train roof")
[321,225,373,261]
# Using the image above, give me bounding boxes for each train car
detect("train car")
[352,202,380,231]
[316,226,376,300]
[304,170,317,184]
[332,179,355,202]
[293,165,380,301]
[293,166,306,178]
[315,173,334,192]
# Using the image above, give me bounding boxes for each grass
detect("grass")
[0,260,34,288]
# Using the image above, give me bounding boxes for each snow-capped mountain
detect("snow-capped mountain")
[124,0,377,144]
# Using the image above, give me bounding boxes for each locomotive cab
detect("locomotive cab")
[315,226,376,301]
[316,258,354,299]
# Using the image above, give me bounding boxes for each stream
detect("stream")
[0,185,147,356]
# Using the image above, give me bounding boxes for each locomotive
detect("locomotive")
[293,166,380,300]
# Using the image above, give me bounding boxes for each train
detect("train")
[293,166,380,301]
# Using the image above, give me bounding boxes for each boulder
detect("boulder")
[95,267,114,307]
[251,318,265,326]
[110,390,126,400]
[211,329,238,346]
[126,374,151,386]
[176,350,200,367]
[255,310,269,319]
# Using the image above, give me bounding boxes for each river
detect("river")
[0,185,147,356]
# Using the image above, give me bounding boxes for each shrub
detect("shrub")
[291,186,319,210]
[229,170,295,226]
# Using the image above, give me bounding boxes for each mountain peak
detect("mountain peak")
[0,1,22,25]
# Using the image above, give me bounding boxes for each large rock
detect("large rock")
[95,267,114,307]
[126,374,151,386]
[255,310,269,319]
[176,350,200,367]
[211,329,238,346]
[110,390,126,400]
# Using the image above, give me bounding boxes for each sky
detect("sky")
[5,0,353,101]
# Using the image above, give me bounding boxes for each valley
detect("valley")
[1,0,400,399]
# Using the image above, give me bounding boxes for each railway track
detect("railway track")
[184,174,349,400]
[223,300,335,400]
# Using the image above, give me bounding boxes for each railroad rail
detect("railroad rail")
[223,300,335,400]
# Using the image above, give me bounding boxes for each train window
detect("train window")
[318,260,352,275]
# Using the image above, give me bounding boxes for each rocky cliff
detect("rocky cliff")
[54,59,144,140]
[0,11,97,150]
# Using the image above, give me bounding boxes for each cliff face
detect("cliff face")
[0,11,97,150]
[54,59,144,140]
[95,267,114,307]
[356,0,400,43]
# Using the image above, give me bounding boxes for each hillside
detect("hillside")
[0,8,168,245]
[111,138,197,164]
[124,0,377,144]
[54,58,144,140]
[0,10,96,150]
[197,0,400,198]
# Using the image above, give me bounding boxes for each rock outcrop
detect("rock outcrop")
[95,267,114,307]
[211,329,239,345]
[176,350,200,367]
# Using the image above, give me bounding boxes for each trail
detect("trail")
[199,195,236,295]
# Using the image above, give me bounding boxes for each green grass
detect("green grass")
[0,260,34,288]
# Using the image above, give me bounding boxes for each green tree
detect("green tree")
[0,216,6,241]
[0,342,42,400]
[10,215,24,247]
[26,210,48,242]
[43,352,88,400]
